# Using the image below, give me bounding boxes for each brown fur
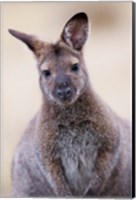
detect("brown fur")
[9,12,131,197]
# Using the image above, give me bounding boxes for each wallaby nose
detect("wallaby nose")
[57,87,72,100]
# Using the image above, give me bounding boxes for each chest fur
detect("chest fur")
[56,121,100,195]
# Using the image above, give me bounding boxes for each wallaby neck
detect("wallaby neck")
[39,82,120,139]
[40,84,98,124]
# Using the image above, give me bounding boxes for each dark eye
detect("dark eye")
[43,70,51,78]
[71,63,79,72]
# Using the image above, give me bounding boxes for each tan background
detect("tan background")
[1,2,132,197]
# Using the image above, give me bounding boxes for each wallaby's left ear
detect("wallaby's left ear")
[61,12,88,51]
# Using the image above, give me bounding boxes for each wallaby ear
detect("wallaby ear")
[61,12,88,51]
[8,29,45,59]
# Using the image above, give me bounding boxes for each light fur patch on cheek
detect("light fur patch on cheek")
[40,76,55,101]
[77,76,85,96]
[43,86,54,101]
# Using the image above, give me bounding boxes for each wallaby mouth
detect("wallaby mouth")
[52,71,78,105]
[53,86,77,105]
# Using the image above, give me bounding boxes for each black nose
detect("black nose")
[57,87,72,100]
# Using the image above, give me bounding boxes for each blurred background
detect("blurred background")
[1,2,132,197]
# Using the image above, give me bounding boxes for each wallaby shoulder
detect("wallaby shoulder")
[12,114,54,197]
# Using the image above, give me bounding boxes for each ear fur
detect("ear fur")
[61,12,89,51]
[8,29,45,59]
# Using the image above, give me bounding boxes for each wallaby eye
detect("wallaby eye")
[71,63,79,72]
[43,70,51,78]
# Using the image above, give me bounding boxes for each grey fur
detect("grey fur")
[9,12,131,198]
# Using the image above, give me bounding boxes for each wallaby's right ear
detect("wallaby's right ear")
[61,12,89,51]
[8,29,45,59]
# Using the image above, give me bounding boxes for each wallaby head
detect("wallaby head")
[9,13,89,106]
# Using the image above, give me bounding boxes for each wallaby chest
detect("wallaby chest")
[56,120,100,195]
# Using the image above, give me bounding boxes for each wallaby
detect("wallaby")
[9,12,131,197]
